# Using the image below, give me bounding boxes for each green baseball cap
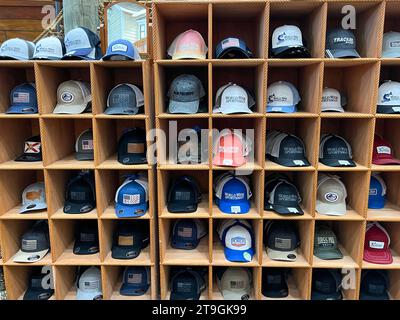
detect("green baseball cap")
[314,224,343,260]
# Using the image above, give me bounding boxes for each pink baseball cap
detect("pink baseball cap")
[168,29,208,60]
[213,130,251,167]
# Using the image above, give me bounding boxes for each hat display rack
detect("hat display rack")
[154,0,400,300]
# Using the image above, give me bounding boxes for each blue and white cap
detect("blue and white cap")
[382,32,400,58]
[115,174,149,218]
[33,37,65,60]
[120,267,150,296]
[267,81,301,113]
[103,39,141,61]
[377,81,400,114]
[214,172,252,214]
[6,83,38,114]
[63,27,101,60]
[105,84,144,115]
[217,219,254,263]
[368,173,387,209]
[0,38,34,60]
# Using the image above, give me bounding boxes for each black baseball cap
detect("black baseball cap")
[360,270,390,300]
[262,268,289,298]
[326,28,360,58]
[268,133,310,167]
[73,220,99,255]
[117,128,147,165]
[264,173,292,210]
[112,220,149,260]
[319,134,356,167]
[170,268,205,300]
[167,176,202,213]
[265,221,300,261]
[64,171,96,214]
[311,269,343,300]
[266,180,303,215]
[23,273,54,300]
[15,135,42,162]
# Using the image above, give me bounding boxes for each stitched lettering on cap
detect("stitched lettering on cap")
[219,146,239,153]
[277,194,297,202]
[22,239,37,251]
[369,240,384,249]
[231,236,246,248]
[225,96,246,104]
[118,236,134,246]
[382,92,400,103]
[177,227,192,238]
[326,147,348,155]
[322,95,339,103]
[224,192,245,200]
[377,146,391,154]
[36,44,56,54]
[123,194,140,205]
[277,33,299,44]
[128,273,142,284]
[268,94,288,103]
[368,284,385,294]
[274,237,291,249]
[178,43,200,52]
[173,90,194,96]
[112,44,128,52]
[317,236,335,247]
[230,280,244,289]
[13,92,30,103]
[333,37,354,44]
[283,146,303,154]
[81,139,93,150]
[316,280,331,293]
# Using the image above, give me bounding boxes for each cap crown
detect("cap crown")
[269,180,301,208]
[22,182,46,208]
[377,81,400,107]
[168,29,208,60]
[322,87,346,111]
[314,225,339,250]
[21,221,50,253]
[78,267,102,292]
[107,84,144,111]
[34,37,65,60]
[56,80,92,108]
[168,74,205,103]
[326,28,357,50]
[272,25,303,50]
[320,134,353,161]
[0,38,34,60]
[365,222,390,252]
[10,83,38,110]
[265,221,300,252]
[317,174,347,205]
[267,81,301,108]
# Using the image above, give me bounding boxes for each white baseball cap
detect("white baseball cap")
[214,83,255,114]
[316,174,347,216]
[33,37,65,60]
[271,25,309,58]
[20,182,47,214]
[217,267,252,300]
[267,81,301,113]
[76,267,102,300]
[382,32,400,58]
[0,38,34,60]
[377,81,400,114]
[53,80,92,114]
[321,88,347,113]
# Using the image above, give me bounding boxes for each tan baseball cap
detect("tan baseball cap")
[53,80,92,114]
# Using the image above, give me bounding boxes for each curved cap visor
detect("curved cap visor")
[271,203,303,215]
[64,200,94,214]
[167,201,197,214]
[320,157,356,167]
[53,102,88,114]
[23,288,53,300]
[224,247,254,262]
[218,199,250,215]
[76,289,102,300]
[326,48,360,58]
[115,202,147,218]
[120,283,149,296]
[13,248,49,263]
[20,202,47,214]
[316,199,346,216]
[267,247,297,262]
[6,105,37,114]
[314,247,343,260]
[112,244,141,260]
[222,289,251,300]
[364,247,393,264]
[169,99,200,114]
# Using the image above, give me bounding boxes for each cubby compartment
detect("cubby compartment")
[322,61,379,115]
[267,61,322,115]
[51,219,100,265]
[41,118,94,168]
[319,117,374,170]
[0,62,35,115]
[261,267,311,300]
[155,62,209,116]
[373,118,400,171]
[312,221,363,269]
[269,1,326,58]
[212,62,265,115]
[159,217,210,266]
[382,1,400,59]
[35,62,91,116]
[385,270,400,299]
[212,2,267,59]
[152,2,210,60]
[326,1,384,58]
[0,170,47,219]
[0,118,42,169]
[266,117,319,169]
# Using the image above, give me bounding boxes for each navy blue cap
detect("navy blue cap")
[73,220,99,255]
[15,135,42,162]
[117,128,147,165]
[368,174,387,209]
[262,268,288,298]
[23,273,54,300]
[120,266,150,296]
[360,270,390,300]
[63,27,101,60]
[171,219,207,250]
[215,37,253,59]
[6,83,38,114]
[64,171,96,214]
[103,39,141,61]
[319,134,356,167]
[311,269,343,300]
[170,268,205,300]
[167,176,202,213]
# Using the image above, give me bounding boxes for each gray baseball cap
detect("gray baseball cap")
[167,74,206,114]
[325,28,360,58]
[105,84,144,115]
[75,129,94,161]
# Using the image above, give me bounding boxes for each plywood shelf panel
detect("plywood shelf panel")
[0,206,47,220]
[367,202,400,221]
[50,208,98,220]
[55,245,101,266]
[162,237,210,266]
[315,209,365,221]
[46,155,95,170]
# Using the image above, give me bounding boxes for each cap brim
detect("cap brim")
[103,53,134,61]
[118,154,147,165]
[222,289,251,300]
[217,47,251,59]
[167,201,197,213]
[63,47,95,61]
[168,100,200,114]
[272,156,310,168]
[115,202,148,218]
[320,158,356,167]
[15,154,42,162]
[23,288,54,300]
[316,200,347,216]
[120,283,149,296]
[64,201,95,214]
[53,103,88,114]
[6,105,38,114]
[382,50,400,58]
[76,289,102,300]
[311,290,342,300]
[373,157,400,165]
[267,247,297,262]
[73,242,99,255]
[224,247,254,263]
[13,248,49,263]
[19,202,47,214]
[377,105,400,114]
[171,238,200,250]
[266,105,297,113]
[271,204,304,216]
[364,248,393,264]
[215,106,253,115]
[262,285,288,298]
[170,291,200,300]
[360,291,390,300]
[111,245,141,260]
[314,248,343,260]
[75,152,94,161]
[104,106,139,115]
[272,46,310,58]
[172,53,206,60]
[326,49,360,58]
[218,199,250,214]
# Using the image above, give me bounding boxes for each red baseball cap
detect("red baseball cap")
[213,130,249,167]
[363,222,393,264]
[372,135,400,165]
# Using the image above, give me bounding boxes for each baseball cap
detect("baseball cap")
[63,171,96,214]
[316,174,347,216]
[313,224,343,260]
[115,174,149,218]
[171,219,207,250]
[372,134,400,165]
[265,221,300,262]
[120,267,150,296]
[63,27,101,60]
[212,130,252,167]
[167,29,208,60]
[266,132,310,167]
[177,126,205,164]
[73,221,99,255]
[33,36,65,60]
[105,84,144,115]
[75,129,94,161]
[170,268,205,300]
[364,222,393,264]
[319,134,356,167]
[112,220,149,259]
[321,87,347,113]
[267,81,301,113]
[23,273,54,300]
[167,176,202,213]
[263,172,292,210]
[0,38,34,60]
[6,83,38,114]
[311,269,343,300]
[214,172,252,214]
[382,32,400,58]
[215,37,253,59]
[266,180,303,216]
[325,28,360,58]
[217,267,252,300]
[76,267,102,300]
[217,219,255,263]
[377,81,400,114]
[261,268,288,298]
[360,270,390,300]
[213,83,255,114]
[19,182,47,214]
[13,220,50,263]
[15,135,42,162]
[368,173,387,209]
[53,80,92,114]
[117,128,147,165]
[271,25,310,58]
[167,74,206,114]
[103,39,141,61]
